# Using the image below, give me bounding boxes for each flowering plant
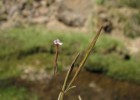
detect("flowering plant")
[53,26,103,100]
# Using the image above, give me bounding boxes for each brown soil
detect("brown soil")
[12,70,140,100]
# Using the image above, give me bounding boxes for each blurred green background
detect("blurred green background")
[0,0,140,100]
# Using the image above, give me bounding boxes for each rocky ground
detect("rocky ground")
[0,0,140,54]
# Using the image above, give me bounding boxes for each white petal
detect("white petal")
[53,39,63,45]
[59,42,63,45]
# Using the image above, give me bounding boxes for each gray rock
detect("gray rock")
[29,16,49,24]
[57,7,86,27]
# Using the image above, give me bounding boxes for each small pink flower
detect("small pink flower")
[53,39,63,45]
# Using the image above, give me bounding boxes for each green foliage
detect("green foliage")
[85,35,140,83]
[119,0,140,8]
[0,86,38,100]
[86,35,126,73]
[85,35,125,72]
[96,0,104,5]
[132,12,140,25]
[0,26,140,84]
[86,52,140,83]
[124,21,140,38]
[0,1,2,8]
[0,61,21,79]
[0,27,88,58]
[95,35,125,52]
[0,26,89,79]
[108,59,140,82]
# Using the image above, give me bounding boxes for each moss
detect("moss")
[85,34,140,83]
[0,86,38,100]
[95,35,125,53]
[86,51,140,83]
[0,26,140,83]
[0,26,89,58]
[108,59,140,83]
[86,53,122,73]
[0,26,89,79]
[0,60,22,80]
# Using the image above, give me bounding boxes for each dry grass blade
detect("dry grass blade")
[58,53,80,100]
[67,26,103,88]
[62,52,80,91]
[78,95,82,100]
[64,86,76,93]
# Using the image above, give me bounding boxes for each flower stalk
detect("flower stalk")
[57,26,103,100]
[53,39,63,76]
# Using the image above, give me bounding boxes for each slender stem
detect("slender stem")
[78,95,82,100]
[58,53,80,100]
[58,92,64,100]
[54,45,59,76]
[67,26,103,88]
[62,53,80,91]
[64,86,76,93]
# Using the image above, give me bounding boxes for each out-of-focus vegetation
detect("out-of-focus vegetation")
[0,26,90,99]
[0,0,140,99]
[96,0,140,8]
[96,0,104,5]
[132,12,140,25]
[0,26,140,99]
[86,35,140,83]
[0,86,38,100]
[119,0,140,8]
[95,0,140,39]
[0,26,89,80]
[124,12,140,38]
[0,26,140,82]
